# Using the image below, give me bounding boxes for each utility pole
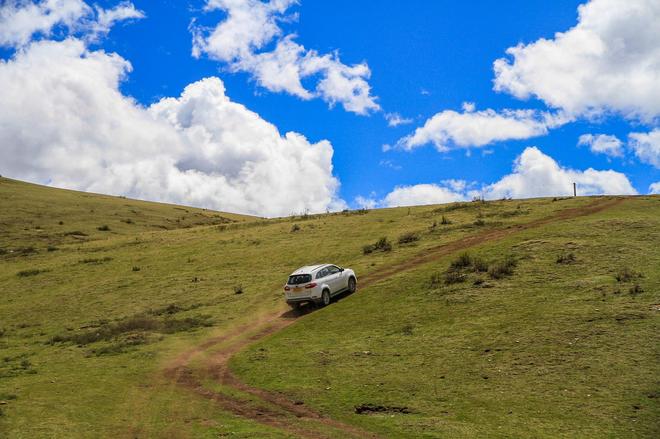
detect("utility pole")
[573,182,577,197]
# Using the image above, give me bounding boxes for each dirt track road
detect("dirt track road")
[161,197,624,438]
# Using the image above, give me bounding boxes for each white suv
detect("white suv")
[284,264,357,308]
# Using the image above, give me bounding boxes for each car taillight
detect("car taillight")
[284,285,291,291]
[304,283,317,289]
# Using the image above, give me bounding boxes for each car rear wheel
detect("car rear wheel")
[320,289,330,307]
[348,277,357,293]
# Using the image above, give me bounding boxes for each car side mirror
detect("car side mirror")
[339,267,344,272]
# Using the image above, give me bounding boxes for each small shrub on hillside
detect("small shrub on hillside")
[400,324,414,336]
[488,256,517,279]
[472,257,489,272]
[473,219,486,226]
[363,237,392,254]
[556,253,576,264]
[233,285,244,295]
[64,231,87,236]
[615,267,643,282]
[450,253,473,270]
[375,237,392,251]
[444,270,467,285]
[629,284,644,295]
[16,247,37,255]
[440,251,487,284]
[132,266,141,272]
[429,272,443,288]
[89,335,149,356]
[0,248,7,255]
[58,221,64,225]
[291,224,301,232]
[49,314,212,346]
[121,218,134,224]
[150,304,183,316]
[398,232,420,244]
[97,225,111,231]
[79,257,113,264]
[47,246,58,252]
[440,215,452,225]
[17,269,48,277]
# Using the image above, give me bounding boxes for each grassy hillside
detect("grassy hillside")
[0,177,658,438]
[0,177,254,250]
[232,197,660,438]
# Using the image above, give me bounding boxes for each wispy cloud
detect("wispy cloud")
[384,112,413,127]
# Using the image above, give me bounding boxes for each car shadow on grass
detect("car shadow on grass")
[280,288,357,319]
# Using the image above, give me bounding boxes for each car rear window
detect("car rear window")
[288,274,312,285]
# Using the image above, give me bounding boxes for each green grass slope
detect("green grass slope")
[232,197,660,438]
[0,177,658,438]
[0,177,254,250]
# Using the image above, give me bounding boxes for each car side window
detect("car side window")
[316,268,327,279]
[327,265,340,275]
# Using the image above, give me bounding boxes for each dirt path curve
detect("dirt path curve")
[163,197,625,438]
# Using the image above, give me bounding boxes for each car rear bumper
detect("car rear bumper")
[285,289,321,303]
[286,297,319,305]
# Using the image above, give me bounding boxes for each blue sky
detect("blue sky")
[1,0,658,215]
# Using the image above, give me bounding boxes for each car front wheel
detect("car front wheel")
[348,277,356,293]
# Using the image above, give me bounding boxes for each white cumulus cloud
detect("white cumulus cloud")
[363,147,636,208]
[649,182,660,194]
[383,184,466,207]
[628,129,660,168]
[354,196,378,210]
[578,133,623,157]
[191,0,379,115]
[493,0,660,121]
[0,0,89,47]
[397,106,565,152]
[482,147,636,198]
[0,38,345,217]
[0,0,143,47]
